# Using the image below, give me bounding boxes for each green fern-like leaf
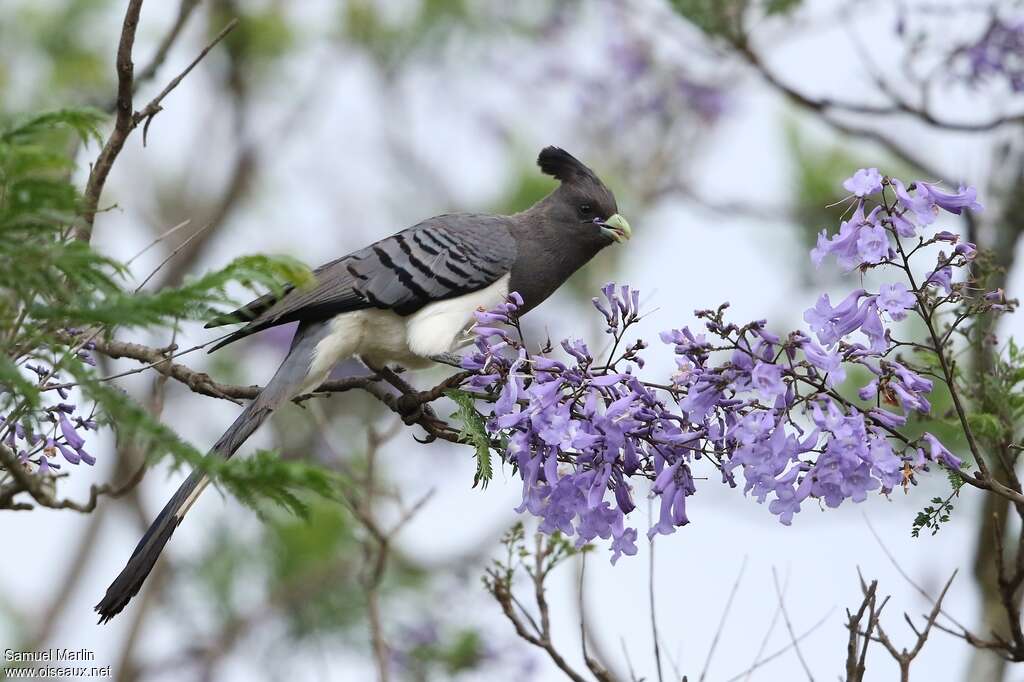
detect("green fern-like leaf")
[446,388,493,489]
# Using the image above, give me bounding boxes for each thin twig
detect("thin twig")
[77,0,145,241]
[700,555,748,682]
[648,513,665,682]
[723,608,835,682]
[771,566,815,681]
[133,222,214,293]
[133,19,240,146]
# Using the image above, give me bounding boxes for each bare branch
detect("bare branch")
[77,0,145,241]
[771,566,815,681]
[700,555,748,682]
[76,9,239,241]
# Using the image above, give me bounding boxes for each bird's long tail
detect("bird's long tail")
[95,322,330,623]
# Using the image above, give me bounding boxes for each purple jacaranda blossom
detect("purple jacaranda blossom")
[843,168,883,197]
[859,378,879,401]
[920,183,983,215]
[804,343,846,386]
[811,205,872,270]
[462,168,976,554]
[803,289,869,346]
[610,523,638,564]
[857,222,892,264]
[58,412,85,450]
[926,264,954,295]
[859,302,889,354]
[955,242,977,259]
[892,179,938,225]
[890,212,917,238]
[55,441,81,465]
[921,432,963,470]
[769,469,812,525]
[877,282,916,320]
[750,362,785,400]
[869,408,907,429]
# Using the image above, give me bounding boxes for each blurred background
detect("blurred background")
[2,0,1023,680]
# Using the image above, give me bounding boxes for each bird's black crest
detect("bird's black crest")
[538,146,596,183]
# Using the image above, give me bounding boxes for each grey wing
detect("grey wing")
[205,214,518,351]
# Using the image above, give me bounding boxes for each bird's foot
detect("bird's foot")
[429,352,464,368]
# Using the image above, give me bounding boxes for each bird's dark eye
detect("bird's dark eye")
[578,203,593,217]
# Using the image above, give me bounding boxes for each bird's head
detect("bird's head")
[537,146,632,247]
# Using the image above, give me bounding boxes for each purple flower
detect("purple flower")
[811,205,870,270]
[802,341,846,387]
[892,179,938,225]
[869,408,907,429]
[926,264,953,295]
[610,525,638,564]
[921,432,962,470]
[750,362,785,400]
[843,168,883,197]
[858,378,878,401]
[877,283,916,320]
[58,413,85,450]
[856,222,892,264]
[920,183,983,215]
[803,289,868,345]
[955,242,977,259]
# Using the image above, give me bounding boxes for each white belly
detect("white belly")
[298,274,509,393]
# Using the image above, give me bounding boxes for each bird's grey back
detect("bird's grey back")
[207,213,518,350]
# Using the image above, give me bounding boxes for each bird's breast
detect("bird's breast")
[303,274,510,385]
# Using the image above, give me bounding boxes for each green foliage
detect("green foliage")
[213,4,294,65]
[447,388,493,489]
[668,0,801,39]
[911,453,965,538]
[339,0,471,66]
[401,627,486,677]
[669,0,743,38]
[212,450,341,520]
[36,253,313,328]
[0,108,321,513]
[4,0,114,107]
[764,0,803,15]
[912,488,960,538]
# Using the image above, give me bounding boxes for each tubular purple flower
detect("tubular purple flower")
[751,362,785,400]
[858,379,879,401]
[869,408,907,429]
[803,289,869,345]
[926,264,953,295]
[610,525,638,564]
[890,212,917,238]
[56,441,81,465]
[856,222,892,264]
[843,168,883,197]
[892,179,937,225]
[802,341,847,387]
[877,282,916,321]
[921,432,962,469]
[58,413,85,450]
[955,242,977,259]
[920,183,983,214]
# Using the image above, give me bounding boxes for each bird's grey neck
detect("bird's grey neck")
[507,207,604,314]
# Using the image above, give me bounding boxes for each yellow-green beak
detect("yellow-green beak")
[600,213,632,244]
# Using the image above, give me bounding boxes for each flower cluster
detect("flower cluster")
[461,170,995,563]
[1,336,99,474]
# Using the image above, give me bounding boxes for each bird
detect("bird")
[95,146,632,622]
